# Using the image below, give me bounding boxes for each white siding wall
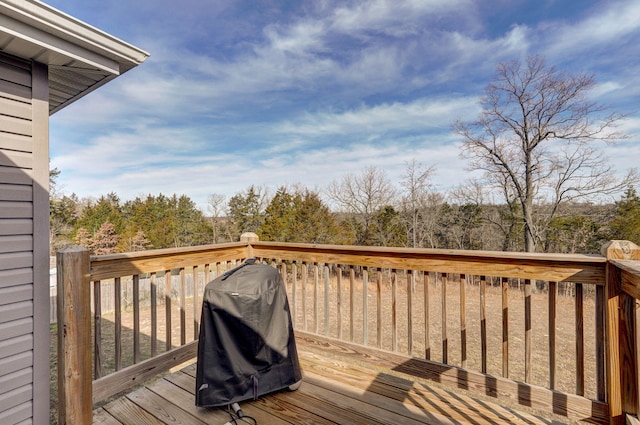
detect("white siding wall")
[0,52,49,424]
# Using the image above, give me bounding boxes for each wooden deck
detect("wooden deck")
[93,333,565,425]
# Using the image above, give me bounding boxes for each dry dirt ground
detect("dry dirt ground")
[50,269,598,424]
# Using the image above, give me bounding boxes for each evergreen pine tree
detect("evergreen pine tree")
[608,187,640,245]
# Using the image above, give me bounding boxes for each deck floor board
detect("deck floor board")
[93,336,567,425]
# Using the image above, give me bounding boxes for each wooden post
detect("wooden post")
[57,245,92,425]
[602,240,640,425]
[240,232,258,258]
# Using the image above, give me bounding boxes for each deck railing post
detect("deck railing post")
[56,245,92,425]
[602,240,640,425]
[241,232,259,258]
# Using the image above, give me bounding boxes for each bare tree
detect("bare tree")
[399,159,437,247]
[453,55,637,252]
[451,180,522,251]
[326,166,396,245]
[207,193,227,243]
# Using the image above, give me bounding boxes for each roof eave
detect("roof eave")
[0,0,149,113]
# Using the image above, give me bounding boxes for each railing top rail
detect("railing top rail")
[249,241,607,285]
[610,259,640,274]
[87,240,610,284]
[610,259,640,300]
[86,240,609,284]
[90,241,248,262]
[249,241,607,263]
[90,242,249,281]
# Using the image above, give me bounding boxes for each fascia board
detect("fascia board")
[0,13,121,74]
[0,0,149,71]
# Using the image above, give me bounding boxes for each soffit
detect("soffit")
[0,0,149,114]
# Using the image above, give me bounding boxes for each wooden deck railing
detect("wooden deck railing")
[56,237,640,425]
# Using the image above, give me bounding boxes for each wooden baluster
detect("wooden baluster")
[407,270,413,356]
[424,271,431,361]
[480,275,487,374]
[575,282,584,396]
[165,269,172,351]
[193,265,199,340]
[549,281,557,390]
[524,278,531,383]
[114,277,121,371]
[442,272,448,364]
[377,268,383,348]
[94,280,102,379]
[350,266,355,342]
[180,268,186,346]
[150,272,157,357]
[391,269,398,352]
[133,274,140,364]
[460,273,467,369]
[363,267,369,346]
[280,261,288,329]
[292,262,298,329]
[302,262,308,331]
[313,263,319,334]
[280,260,286,284]
[595,284,606,401]
[324,264,330,336]
[337,264,343,340]
[502,276,509,378]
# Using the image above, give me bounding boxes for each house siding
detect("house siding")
[0,51,49,424]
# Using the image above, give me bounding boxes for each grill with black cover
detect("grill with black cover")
[195,259,302,407]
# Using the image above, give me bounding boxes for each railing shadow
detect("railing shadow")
[388,357,607,424]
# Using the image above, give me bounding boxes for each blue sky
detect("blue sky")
[46,0,640,211]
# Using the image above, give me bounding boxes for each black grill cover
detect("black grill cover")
[195,261,302,407]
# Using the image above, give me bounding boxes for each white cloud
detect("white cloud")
[263,20,327,56]
[330,0,474,36]
[52,126,211,174]
[433,25,531,78]
[275,97,479,137]
[543,0,640,58]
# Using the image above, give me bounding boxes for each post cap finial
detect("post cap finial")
[601,240,640,260]
[240,232,259,242]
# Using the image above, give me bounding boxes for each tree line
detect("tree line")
[49,168,640,255]
[50,191,213,254]
[50,55,639,254]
